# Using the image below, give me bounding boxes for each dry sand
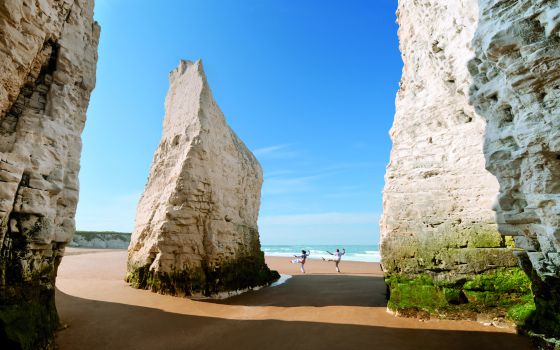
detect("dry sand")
[55,248,533,349]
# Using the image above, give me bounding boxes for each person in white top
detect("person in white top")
[322,248,346,272]
[291,250,310,273]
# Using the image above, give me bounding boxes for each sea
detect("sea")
[261,244,380,263]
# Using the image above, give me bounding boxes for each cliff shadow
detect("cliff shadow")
[203,274,388,307]
[55,289,533,350]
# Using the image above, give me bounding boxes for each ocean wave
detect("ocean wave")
[262,246,381,262]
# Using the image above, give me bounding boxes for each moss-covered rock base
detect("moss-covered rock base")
[0,230,62,350]
[512,253,560,349]
[386,267,535,324]
[382,227,519,275]
[381,227,534,324]
[126,253,280,297]
[0,293,58,350]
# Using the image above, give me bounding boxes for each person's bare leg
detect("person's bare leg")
[335,261,340,273]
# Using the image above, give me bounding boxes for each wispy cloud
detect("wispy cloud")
[317,161,386,173]
[254,144,289,156]
[263,169,296,179]
[317,184,375,199]
[259,212,379,225]
[76,192,141,232]
[253,144,298,159]
[262,174,320,195]
[351,141,369,149]
[260,161,383,196]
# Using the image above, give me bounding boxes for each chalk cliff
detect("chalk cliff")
[470,0,560,342]
[127,60,278,297]
[69,231,131,249]
[381,0,530,321]
[0,0,99,348]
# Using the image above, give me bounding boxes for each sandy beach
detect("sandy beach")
[55,248,532,349]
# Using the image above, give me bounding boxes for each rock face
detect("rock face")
[127,60,278,297]
[381,0,531,321]
[470,0,560,341]
[0,0,99,348]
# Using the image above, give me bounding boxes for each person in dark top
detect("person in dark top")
[291,250,310,273]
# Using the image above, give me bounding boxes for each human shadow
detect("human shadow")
[205,275,388,307]
[55,289,533,350]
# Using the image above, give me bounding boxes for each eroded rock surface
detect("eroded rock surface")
[381,0,529,321]
[127,60,278,297]
[470,0,560,341]
[0,0,99,348]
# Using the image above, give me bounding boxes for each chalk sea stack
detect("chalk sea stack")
[0,0,99,348]
[381,0,531,322]
[470,0,560,343]
[127,60,278,297]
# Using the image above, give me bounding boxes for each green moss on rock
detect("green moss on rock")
[386,275,448,312]
[514,253,560,346]
[127,253,280,297]
[381,225,532,323]
[507,294,536,324]
[385,268,535,324]
[381,226,519,275]
[0,294,58,350]
[463,267,532,294]
[0,226,62,349]
[466,229,505,248]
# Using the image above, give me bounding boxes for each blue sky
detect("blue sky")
[76,0,402,245]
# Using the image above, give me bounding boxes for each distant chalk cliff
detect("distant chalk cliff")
[69,231,131,249]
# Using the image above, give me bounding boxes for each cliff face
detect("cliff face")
[127,60,278,298]
[69,231,131,249]
[470,0,560,340]
[381,0,530,321]
[0,0,99,348]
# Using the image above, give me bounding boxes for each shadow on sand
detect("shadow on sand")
[55,287,533,350]
[206,275,388,307]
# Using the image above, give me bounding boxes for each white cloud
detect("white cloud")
[261,174,321,195]
[75,191,141,232]
[317,161,386,173]
[254,144,288,155]
[263,169,296,179]
[253,144,298,159]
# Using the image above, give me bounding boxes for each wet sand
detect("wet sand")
[55,248,532,349]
